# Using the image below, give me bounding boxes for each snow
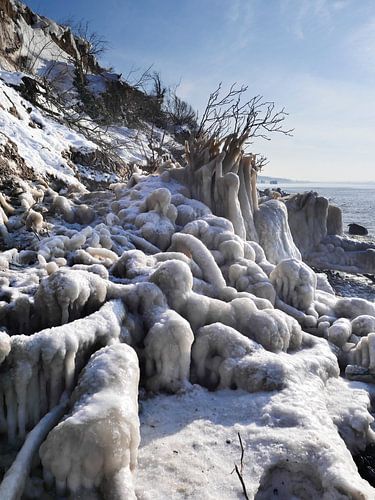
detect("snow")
[0,76,95,186]
[137,380,374,499]
[13,13,70,73]
[137,387,252,500]
[0,70,25,86]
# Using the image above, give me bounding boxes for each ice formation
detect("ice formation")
[0,300,125,443]
[33,269,108,327]
[191,322,288,392]
[39,344,140,498]
[254,199,301,264]
[144,308,194,393]
[286,191,375,274]
[0,84,374,499]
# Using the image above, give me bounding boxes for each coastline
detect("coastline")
[325,270,375,301]
[259,186,375,301]
[259,182,375,237]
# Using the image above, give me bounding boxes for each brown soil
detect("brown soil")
[0,137,37,191]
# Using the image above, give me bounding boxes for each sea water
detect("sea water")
[260,182,375,237]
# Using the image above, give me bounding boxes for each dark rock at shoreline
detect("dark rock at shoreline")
[258,187,290,198]
[355,444,375,486]
[348,223,368,236]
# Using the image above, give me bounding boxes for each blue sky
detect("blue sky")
[24,0,375,182]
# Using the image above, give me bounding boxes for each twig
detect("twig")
[32,229,41,241]
[3,91,16,107]
[233,432,249,500]
[234,464,249,500]
[238,431,245,474]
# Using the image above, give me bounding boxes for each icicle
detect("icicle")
[0,393,69,499]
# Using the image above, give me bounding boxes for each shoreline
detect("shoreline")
[258,184,375,239]
[324,270,375,301]
[259,187,375,301]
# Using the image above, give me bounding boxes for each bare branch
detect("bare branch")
[197,83,293,146]
[124,64,154,91]
[234,465,249,500]
[67,19,109,58]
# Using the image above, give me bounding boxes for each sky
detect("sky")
[23,0,375,182]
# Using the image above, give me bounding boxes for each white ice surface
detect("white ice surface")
[137,380,375,499]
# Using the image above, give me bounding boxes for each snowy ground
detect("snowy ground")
[136,377,375,499]
[137,387,249,500]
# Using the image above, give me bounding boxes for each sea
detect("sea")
[260,182,375,237]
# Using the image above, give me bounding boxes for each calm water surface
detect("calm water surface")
[260,182,375,237]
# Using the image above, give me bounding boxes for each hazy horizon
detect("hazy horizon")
[258,176,375,184]
[23,0,375,183]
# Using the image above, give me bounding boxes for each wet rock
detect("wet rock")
[355,444,375,486]
[349,223,368,236]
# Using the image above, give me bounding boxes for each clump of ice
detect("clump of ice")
[40,343,140,498]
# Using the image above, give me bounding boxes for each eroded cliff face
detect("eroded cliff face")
[0,0,99,73]
[0,0,22,70]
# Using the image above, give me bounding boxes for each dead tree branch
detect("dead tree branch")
[197,83,293,147]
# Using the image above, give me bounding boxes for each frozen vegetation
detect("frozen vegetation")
[0,1,375,498]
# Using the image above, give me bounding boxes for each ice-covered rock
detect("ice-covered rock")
[40,343,140,498]
[255,200,301,264]
[151,259,302,353]
[192,322,288,392]
[0,300,125,443]
[34,269,108,328]
[286,191,375,274]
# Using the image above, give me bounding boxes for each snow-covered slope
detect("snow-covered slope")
[0,0,180,191]
[0,71,94,187]
[0,66,176,190]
